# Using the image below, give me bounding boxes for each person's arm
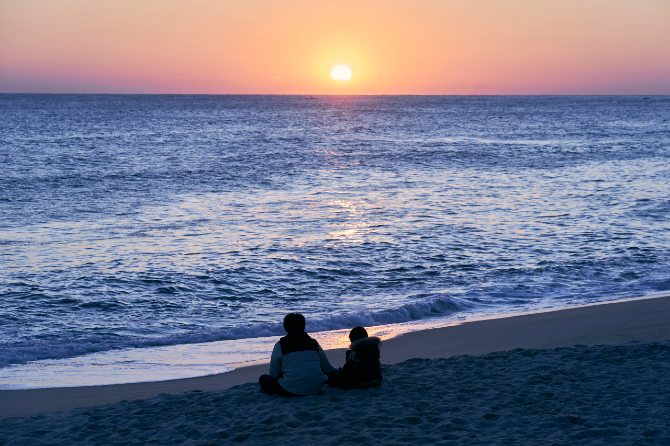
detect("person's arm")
[318,345,337,375]
[269,342,283,379]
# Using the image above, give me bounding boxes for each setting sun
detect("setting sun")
[2,1,670,443]
[330,64,352,82]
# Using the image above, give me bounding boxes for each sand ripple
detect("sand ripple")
[2,342,669,445]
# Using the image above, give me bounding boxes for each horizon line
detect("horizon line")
[1,92,669,97]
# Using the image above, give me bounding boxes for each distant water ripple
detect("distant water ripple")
[1,95,669,367]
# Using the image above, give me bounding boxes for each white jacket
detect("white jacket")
[269,333,336,395]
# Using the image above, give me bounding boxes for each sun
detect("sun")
[331,64,352,82]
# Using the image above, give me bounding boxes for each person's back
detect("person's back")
[345,334,382,383]
[329,326,382,390]
[275,331,329,394]
[259,313,336,396]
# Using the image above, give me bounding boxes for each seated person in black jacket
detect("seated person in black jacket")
[328,326,382,390]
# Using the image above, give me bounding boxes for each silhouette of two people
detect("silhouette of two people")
[259,313,382,396]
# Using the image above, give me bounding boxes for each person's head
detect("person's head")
[349,326,368,343]
[283,313,306,334]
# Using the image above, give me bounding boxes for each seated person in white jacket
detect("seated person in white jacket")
[259,313,336,396]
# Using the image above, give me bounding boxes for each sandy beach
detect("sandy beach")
[1,294,670,444]
[4,1,670,443]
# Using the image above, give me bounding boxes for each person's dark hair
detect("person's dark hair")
[349,326,368,343]
[283,313,306,334]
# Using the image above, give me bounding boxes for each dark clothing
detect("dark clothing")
[329,336,382,390]
[278,332,320,355]
[258,374,297,397]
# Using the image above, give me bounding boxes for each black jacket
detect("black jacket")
[329,336,382,389]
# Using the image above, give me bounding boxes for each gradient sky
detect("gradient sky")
[1,0,669,94]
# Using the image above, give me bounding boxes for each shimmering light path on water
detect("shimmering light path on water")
[1,96,669,384]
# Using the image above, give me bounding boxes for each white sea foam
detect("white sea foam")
[0,294,476,368]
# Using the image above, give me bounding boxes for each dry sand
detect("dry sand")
[1,295,669,444]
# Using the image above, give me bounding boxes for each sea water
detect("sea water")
[1,95,669,387]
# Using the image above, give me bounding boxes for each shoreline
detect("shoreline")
[2,293,670,419]
[3,292,668,389]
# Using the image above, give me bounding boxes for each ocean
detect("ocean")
[1,95,669,387]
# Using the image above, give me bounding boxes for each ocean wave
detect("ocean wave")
[2,95,670,377]
[0,293,475,368]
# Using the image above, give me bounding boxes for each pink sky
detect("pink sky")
[1,0,669,94]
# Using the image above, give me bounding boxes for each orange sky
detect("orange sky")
[1,0,669,94]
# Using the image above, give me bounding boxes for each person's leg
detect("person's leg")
[259,374,280,395]
[259,374,299,397]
